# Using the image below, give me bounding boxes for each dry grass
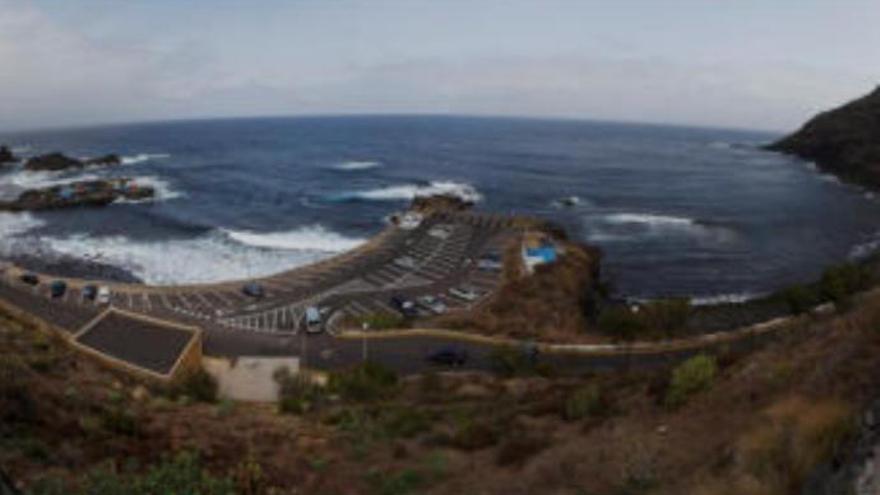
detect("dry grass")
[436,236,602,342]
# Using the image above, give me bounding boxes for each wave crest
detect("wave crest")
[332,160,381,171]
[333,180,482,203]
[121,153,170,166]
[222,225,365,252]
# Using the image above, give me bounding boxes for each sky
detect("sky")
[1,0,878,132]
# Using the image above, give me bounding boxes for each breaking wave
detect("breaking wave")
[331,160,382,171]
[121,153,170,166]
[0,212,46,237]
[331,180,482,203]
[221,225,365,252]
[603,213,695,227]
[38,224,360,285]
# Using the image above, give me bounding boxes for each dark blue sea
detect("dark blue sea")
[2,115,880,301]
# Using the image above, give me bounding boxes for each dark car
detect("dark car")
[19,273,39,286]
[82,284,98,301]
[242,282,264,298]
[49,280,67,298]
[390,295,419,317]
[427,346,469,366]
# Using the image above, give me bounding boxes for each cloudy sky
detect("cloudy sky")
[1,0,878,132]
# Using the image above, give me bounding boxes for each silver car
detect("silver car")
[418,295,447,315]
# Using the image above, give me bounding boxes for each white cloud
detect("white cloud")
[0,1,875,132]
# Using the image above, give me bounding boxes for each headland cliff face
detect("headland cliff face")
[768,86,880,189]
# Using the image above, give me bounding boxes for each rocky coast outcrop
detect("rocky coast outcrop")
[0,178,154,212]
[768,85,880,189]
[24,152,121,171]
[0,145,17,165]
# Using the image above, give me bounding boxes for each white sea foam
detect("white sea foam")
[691,292,763,306]
[603,213,695,227]
[332,160,381,171]
[121,153,170,166]
[0,212,46,237]
[126,175,183,202]
[39,225,358,285]
[344,180,482,203]
[222,225,365,252]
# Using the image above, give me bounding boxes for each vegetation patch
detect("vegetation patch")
[665,354,718,408]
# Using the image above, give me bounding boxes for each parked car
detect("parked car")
[477,252,503,271]
[390,295,419,317]
[305,306,323,334]
[449,285,481,302]
[242,282,264,298]
[19,273,39,286]
[82,284,98,301]
[427,346,469,366]
[417,295,447,315]
[96,286,111,305]
[49,280,67,298]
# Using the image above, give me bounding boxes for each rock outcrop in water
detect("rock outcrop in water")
[0,178,154,211]
[768,85,880,189]
[0,145,17,165]
[410,194,474,212]
[24,152,121,171]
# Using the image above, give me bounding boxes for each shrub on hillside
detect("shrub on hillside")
[665,354,718,408]
[598,306,646,341]
[562,384,609,421]
[357,313,405,330]
[169,368,218,403]
[820,262,872,306]
[736,396,854,494]
[273,366,325,414]
[641,298,691,336]
[779,284,818,315]
[327,362,398,402]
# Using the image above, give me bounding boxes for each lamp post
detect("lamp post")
[362,322,370,362]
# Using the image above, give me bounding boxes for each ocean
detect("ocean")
[2,115,880,301]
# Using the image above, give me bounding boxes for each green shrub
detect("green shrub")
[328,362,398,402]
[641,298,691,336]
[100,407,139,437]
[172,368,218,403]
[367,468,423,495]
[358,313,405,330]
[447,416,500,451]
[273,367,325,415]
[780,285,818,315]
[598,306,646,340]
[562,384,608,421]
[820,262,871,306]
[665,354,718,408]
[488,345,546,377]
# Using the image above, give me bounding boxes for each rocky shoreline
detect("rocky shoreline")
[0,178,154,212]
[767,86,880,190]
[3,253,142,284]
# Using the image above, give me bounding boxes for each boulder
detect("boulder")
[0,145,16,165]
[24,152,83,171]
[410,194,474,212]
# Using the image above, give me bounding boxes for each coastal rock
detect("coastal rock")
[767,85,880,189]
[0,145,17,165]
[24,152,83,171]
[24,152,122,171]
[0,178,155,212]
[410,194,474,212]
[84,154,121,167]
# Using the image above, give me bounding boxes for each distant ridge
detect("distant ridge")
[768,85,880,189]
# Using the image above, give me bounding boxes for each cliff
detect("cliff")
[768,86,880,189]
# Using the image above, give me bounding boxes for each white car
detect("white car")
[418,295,447,315]
[428,225,452,239]
[305,306,323,334]
[449,286,480,302]
[96,286,111,305]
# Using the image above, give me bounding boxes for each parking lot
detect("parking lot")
[0,210,520,339]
